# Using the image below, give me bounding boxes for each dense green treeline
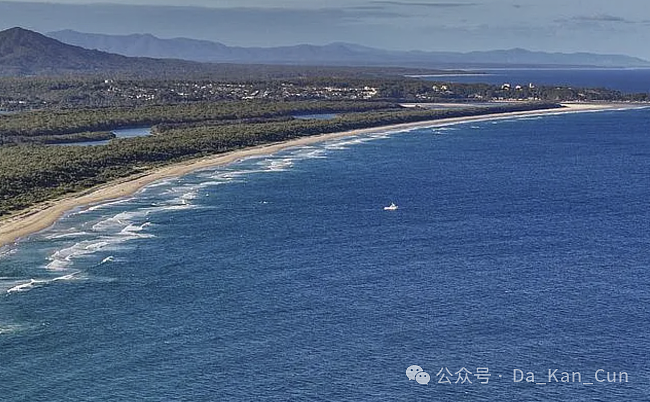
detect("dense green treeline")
[0,102,559,215]
[0,131,115,145]
[0,100,395,141]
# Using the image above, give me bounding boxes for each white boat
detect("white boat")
[384,202,398,211]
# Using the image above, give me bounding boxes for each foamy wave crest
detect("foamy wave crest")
[45,231,90,240]
[120,223,154,238]
[431,126,459,134]
[6,272,82,294]
[324,137,377,150]
[196,180,231,188]
[181,190,198,202]
[92,210,150,232]
[47,240,112,270]
[0,323,29,334]
[367,132,392,139]
[6,279,42,293]
[218,169,263,180]
[74,198,134,215]
[92,215,127,232]
[138,178,177,191]
[0,247,17,260]
[165,196,198,210]
[261,158,294,172]
[515,116,544,122]
[289,147,328,159]
[159,184,207,209]
[47,221,155,270]
[100,256,114,265]
[50,272,82,282]
[157,203,195,212]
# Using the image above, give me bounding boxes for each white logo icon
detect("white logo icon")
[406,365,423,381]
[407,365,430,384]
[416,371,431,385]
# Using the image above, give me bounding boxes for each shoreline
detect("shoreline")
[0,102,641,248]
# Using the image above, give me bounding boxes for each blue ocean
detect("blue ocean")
[423,68,650,93]
[2,83,650,400]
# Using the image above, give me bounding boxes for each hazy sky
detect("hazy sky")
[1,0,649,59]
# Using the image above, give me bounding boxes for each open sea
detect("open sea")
[1,71,650,401]
[422,68,650,93]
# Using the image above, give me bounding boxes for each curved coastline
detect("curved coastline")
[0,102,639,248]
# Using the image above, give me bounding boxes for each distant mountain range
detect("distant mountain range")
[48,29,650,68]
[1,27,648,78]
[0,27,215,76]
[0,27,446,78]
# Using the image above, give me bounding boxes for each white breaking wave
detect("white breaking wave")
[50,273,80,282]
[45,231,90,240]
[431,126,460,135]
[432,126,459,132]
[0,247,17,260]
[0,323,28,334]
[91,209,153,232]
[119,222,154,238]
[262,158,294,172]
[6,272,82,294]
[217,169,265,180]
[324,138,371,150]
[100,256,114,265]
[138,178,177,191]
[33,134,409,273]
[156,203,195,212]
[47,219,155,270]
[74,198,134,215]
[321,131,399,150]
[181,190,198,201]
[47,240,112,270]
[288,147,328,159]
[6,279,41,293]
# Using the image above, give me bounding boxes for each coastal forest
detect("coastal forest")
[0,99,560,216]
[0,66,646,217]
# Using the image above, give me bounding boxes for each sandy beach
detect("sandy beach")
[0,102,639,247]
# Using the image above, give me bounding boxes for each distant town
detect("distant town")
[1,76,647,112]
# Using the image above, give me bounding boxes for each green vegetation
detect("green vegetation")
[0,101,560,216]
[2,131,115,145]
[1,29,646,220]
[0,101,394,144]
[1,75,646,112]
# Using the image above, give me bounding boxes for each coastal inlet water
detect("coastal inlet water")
[1,108,650,400]
[56,126,153,147]
[293,113,338,120]
[112,126,152,139]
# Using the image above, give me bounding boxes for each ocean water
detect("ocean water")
[423,68,650,94]
[1,106,650,401]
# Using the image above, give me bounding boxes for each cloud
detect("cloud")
[0,1,412,47]
[564,14,635,24]
[370,1,477,8]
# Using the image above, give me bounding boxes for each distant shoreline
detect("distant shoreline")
[0,102,641,249]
